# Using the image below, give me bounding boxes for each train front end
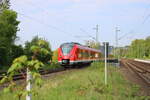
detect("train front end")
[58,43,76,66]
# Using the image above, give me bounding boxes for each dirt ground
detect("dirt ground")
[120,67,150,96]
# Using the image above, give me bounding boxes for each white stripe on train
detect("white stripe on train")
[58,59,99,63]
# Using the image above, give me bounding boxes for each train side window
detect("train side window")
[88,52,91,58]
[78,53,82,58]
[85,52,87,58]
[81,50,83,58]
[83,50,85,58]
[86,51,88,58]
[78,49,82,58]
[91,53,94,58]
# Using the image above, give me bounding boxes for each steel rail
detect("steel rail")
[121,59,150,86]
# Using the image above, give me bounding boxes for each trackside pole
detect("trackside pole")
[26,68,32,100]
[104,42,107,85]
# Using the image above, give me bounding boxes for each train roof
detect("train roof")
[60,42,80,45]
[77,44,101,53]
[60,42,101,53]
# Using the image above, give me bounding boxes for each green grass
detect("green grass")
[0,62,150,100]
[42,63,62,70]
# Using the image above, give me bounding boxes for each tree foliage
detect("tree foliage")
[85,40,100,49]
[0,9,19,44]
[0,0,10,12]
[24,36,52,64]
[0,39,51,100]
[120,37,150,59]
[0,9,20,66]
[9,45,24,62]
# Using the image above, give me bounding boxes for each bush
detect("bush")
[24,36,52,64]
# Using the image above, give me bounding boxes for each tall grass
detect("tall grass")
[0,62,149,100]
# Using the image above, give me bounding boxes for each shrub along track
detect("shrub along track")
[120,59,150,96]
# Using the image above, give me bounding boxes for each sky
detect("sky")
[10,0,150,50]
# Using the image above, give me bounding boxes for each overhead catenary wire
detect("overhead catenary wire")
[13,0,100,43]
[142,14,150,24]
[142,3,150,24]
[118,3,150,41]
[21,0,76,37]
[18,12,74,37]
[80,28,92,36]
[11,0,77,38]
[116,3,150,47]
[80,28,96,39]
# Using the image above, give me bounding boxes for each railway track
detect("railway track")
[0,67,66,81]
[121,59,150,86]
[0,65,89,82]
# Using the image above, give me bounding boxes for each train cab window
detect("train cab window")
[61,43,74,55]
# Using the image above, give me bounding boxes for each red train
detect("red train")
[58,42,102,66]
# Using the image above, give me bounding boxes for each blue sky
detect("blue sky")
[10,0,150,50]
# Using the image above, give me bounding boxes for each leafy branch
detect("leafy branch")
[0,39,51,100]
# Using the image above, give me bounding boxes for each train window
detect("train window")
[92,53,94,58]
[88,52,91,58]
[78,49,82,58]
[78,53,82,58]
[86,52,89,58]
[61,43,74,55]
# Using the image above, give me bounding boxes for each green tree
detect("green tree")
[24,36,52,64]
[122,37,150,59]
[129,39,145,58]
[0,9,20,66]
[145,37,150,58]
[0,10,19,44]
[85,40,100,49]
[0,0,10,12]
[0,40,51,100]
[9,45,24,64]
[0,47,8,65]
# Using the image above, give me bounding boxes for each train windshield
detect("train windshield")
[61,43,74,55]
